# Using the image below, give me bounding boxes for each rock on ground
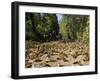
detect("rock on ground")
[25,41,89,68]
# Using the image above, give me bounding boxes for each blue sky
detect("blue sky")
[56,14,63,22]
[40,13,63,22]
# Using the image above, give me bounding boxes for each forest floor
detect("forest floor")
[25,41,89,68]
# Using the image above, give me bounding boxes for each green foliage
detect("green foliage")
[59,15,89,43]
[42,14,59,40]
[25,18,33,40]
[82,16,89,44]
[59,15,78,41]
[37,14,52,38]
[25,13,59,42]
[59,15,70,41]
[25,12,89,44]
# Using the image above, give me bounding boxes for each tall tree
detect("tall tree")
[36,13,59,41]
[25,13,33,40]
[59,14,89,42]
[82,16,89,44]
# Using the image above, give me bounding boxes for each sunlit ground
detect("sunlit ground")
[25,40,89,68]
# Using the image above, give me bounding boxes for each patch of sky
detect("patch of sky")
[56,13,63,22]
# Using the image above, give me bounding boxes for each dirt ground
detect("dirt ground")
[25,41,89,68]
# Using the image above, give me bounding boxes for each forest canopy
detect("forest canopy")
[25,12,89,44]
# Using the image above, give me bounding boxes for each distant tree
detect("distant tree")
[82,16,89,44]
[59,15,76,42]
[25,13,33,40]
[26,12,89,43]
[26,13,42,41]
[45,14,59,40]
[59,15,69,41]
[59,14,89,43]
[26,13,59,42]
[35,13,59,41]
